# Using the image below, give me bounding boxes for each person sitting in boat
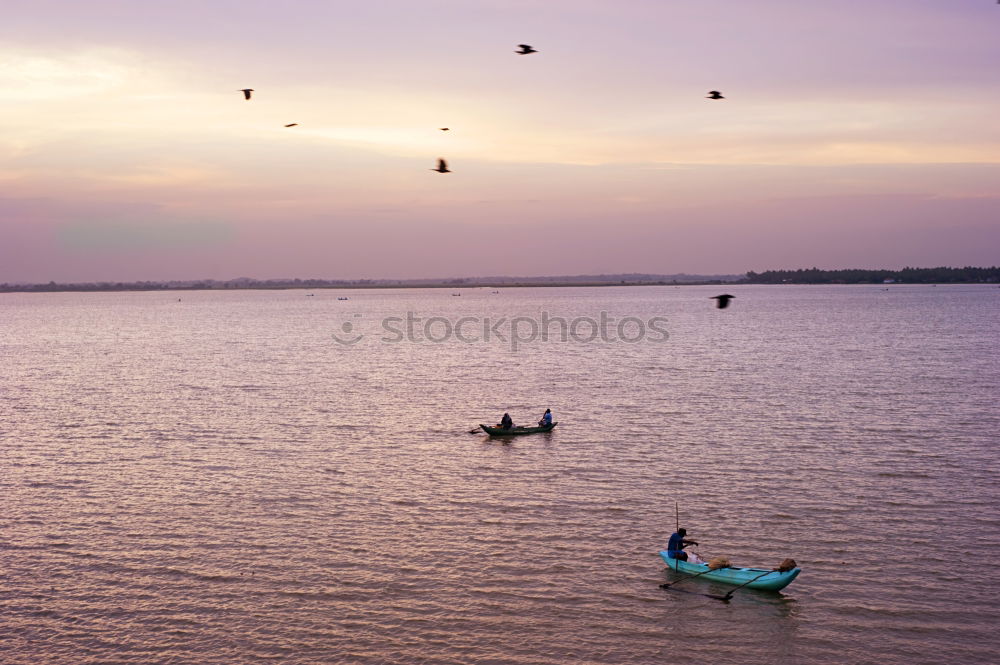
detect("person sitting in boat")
[538,409,552,427]
[500,413,513,430]
[666,528,699,561]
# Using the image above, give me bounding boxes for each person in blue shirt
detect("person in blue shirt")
[538,409,552,426]
[666,528,699,561]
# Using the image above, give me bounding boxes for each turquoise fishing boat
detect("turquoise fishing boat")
[659,551,801,592]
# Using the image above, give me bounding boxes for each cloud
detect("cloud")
[0,49,135,102]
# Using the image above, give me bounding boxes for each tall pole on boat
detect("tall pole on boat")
[675,501,679,532]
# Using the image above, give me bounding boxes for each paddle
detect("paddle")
[705,569,774,602]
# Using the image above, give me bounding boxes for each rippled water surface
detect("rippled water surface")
[3,285,999,664]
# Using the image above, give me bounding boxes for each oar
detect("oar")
[468,427,482,434]
[705,569,774,602]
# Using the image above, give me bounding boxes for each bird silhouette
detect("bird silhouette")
[706,90,724,100]
[284,123,298,127]
[431,158,450,173]
[439,127,450,131]
[240,88,254,100]
[711,294,735,309]
[516,44,537,55]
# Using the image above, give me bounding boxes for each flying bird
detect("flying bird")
[284,123,298,127]
[516,44,537,55]
[431,158,450,173]
[706,90,724,99]
[439,128,450,131]
[711,294,735,309]
[240,88,254,100]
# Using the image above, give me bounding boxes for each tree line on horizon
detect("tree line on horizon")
[744,266,1000,284]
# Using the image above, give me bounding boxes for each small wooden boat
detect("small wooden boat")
[479,422,557,436]
[658,551,800,592]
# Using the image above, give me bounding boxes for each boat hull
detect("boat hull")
[658,551,800,591]
[479,423,557,436]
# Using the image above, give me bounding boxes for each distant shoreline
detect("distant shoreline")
[0,280,737,294]
[2,267,997,293]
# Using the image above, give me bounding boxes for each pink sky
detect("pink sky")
[1,0,998,281]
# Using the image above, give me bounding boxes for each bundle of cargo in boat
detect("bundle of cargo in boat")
[776,558,798,572]
[708,557,732,570]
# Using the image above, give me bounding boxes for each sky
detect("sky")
[1,0,998,282]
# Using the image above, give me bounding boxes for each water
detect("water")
[2,285,998,664]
